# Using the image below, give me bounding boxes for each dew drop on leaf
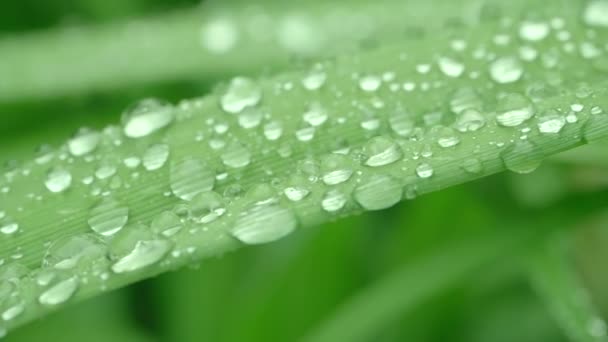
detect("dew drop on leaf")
[88,198,129,237]
[67,129,101,157]
[500,140,544,174]
[44,167,72,193]
[230,204,297,245]
[489,57,524,84]
[38,276,79,306]
[363,136,402,167]
[354,175,401,211]
[321,189,347,212]
[170,158,215,201]
[416,163,434,179]
[220,77,262,114]
[122,98,174,138]
[143,144,170,171]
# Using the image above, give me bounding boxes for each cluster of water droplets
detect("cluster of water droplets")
[2,2,608,334]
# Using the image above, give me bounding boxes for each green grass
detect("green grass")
[1,0,608,341]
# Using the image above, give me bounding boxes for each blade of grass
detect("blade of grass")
[528,236,608,342]
[2,0,608,335]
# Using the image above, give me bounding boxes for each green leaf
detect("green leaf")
[2,0,608,336]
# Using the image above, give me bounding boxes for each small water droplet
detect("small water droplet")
[302,102,328,126]
[170,158,215,201]
[490,57,523,84]
[200,17,238,54]
[45,167,72,193]
[122,98,174,138]
[110,225,172,274]
[359,75,382,92]
[283,186,310,202]
[43,234,106,270]
[455,109,486,132]
[416,163,434,179]
[435,127,461,148]
[461,158,483,174]
[354,175,401,210]
[302,69,327,90]
[220,77,262,114]
[143,144,170,171]
[263,121,283,141]
[389,111,415,137]
[151,211,183,237]
[231,204,297,244]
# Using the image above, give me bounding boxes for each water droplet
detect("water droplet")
[220,77,262,114]
[455,109,486,132]
[222,142,252,168]
[490,57,523,84]
[95,164,117,180]
[231,204,296,244]
[200,17,238,54]
[295,127,315,142]
[461,158,483,174]
[302,69,327,90]
[321,190,347,212]
[435,127,461,148]
[45,167,72,193]
[438,57,465,78]
[583,114,608,143]
[302,102,328,126]
[263,121,283,141]
[151,211,183,237]
[110,225,172,274]
[519,21,550,41]
[122,98,174,138]
[500,141,544,174]
[143,144,170,171]
[2,303,24,321]
[321,155,353,185]
[238,108,263,129]
[416,163,434,178]
[43,234,106,270]
[359,75,382,92]
[88,198,129,236]
[68,129,101,157]
[189,192,226,224]
[537,113,566,134]
[283,186,310,202]
[38,277,79,306]
[584,0,608,28]
[170,158,215,201]
[0,216,18,236]
[363,136,402,167]
[389,111,415,137]
[354,175,401,210]
[450,88,483,114]
[496,93,535,127]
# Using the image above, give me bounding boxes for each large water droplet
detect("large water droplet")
[354,175,402,210]
[490,57,523,84]
[455,109,486,132]
[537,113,566,134]
[170,158,215,201]
[111,240,171,274]
[38,277,79,306]
[122,98,174,138]
[363,136,402,167]
[359,75,382,92]
[143,144,170,171]
[221,142,252,168]
[500,141,544,174]
[263,121,283,141]
[220,77,262,114]
[302,102,328,126]
[496,93,535,127]
[88,198,129,236]
[45,167,72,193]
[584,0,608,28]
[435,127,461,148]
[68,129,101,157]
[231,204,296,244]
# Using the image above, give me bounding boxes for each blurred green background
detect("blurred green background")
[2,1,608,341]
